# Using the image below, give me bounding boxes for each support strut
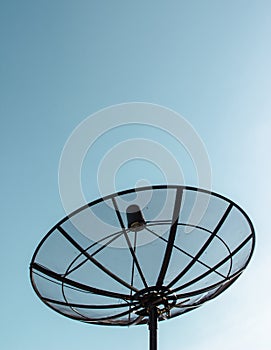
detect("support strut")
[148,307,158,350]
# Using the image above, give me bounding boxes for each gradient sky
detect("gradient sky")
[1,1,271,349]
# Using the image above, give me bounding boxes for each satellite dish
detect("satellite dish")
[30,185,255,350]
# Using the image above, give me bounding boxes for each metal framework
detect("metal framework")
[30,185,255,350]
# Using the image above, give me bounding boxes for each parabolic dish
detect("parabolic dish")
[30,185,255,326]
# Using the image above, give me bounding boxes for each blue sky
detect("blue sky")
[1,1,271,349]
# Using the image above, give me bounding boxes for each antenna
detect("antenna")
[30,185,255,350]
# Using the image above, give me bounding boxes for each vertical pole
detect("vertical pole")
[148,307,158,350]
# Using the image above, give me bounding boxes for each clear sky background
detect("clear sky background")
[1,1,271,349]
